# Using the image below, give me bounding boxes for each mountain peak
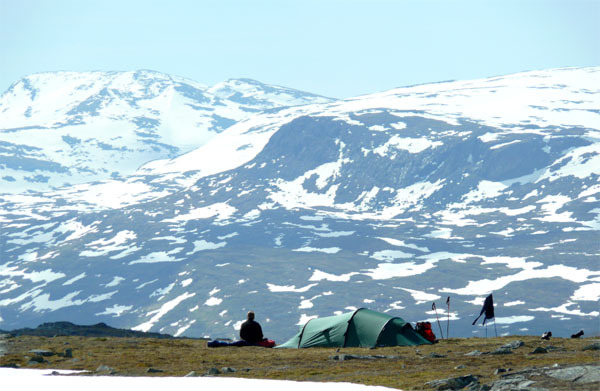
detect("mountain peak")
[0,70,336,194]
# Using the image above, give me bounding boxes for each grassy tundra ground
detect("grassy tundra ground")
[0,334,598,390]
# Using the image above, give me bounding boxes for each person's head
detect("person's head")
[247,310,255,321]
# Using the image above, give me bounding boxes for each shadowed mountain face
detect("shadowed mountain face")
[0,68,598,341]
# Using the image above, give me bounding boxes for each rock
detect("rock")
[29,349,54,357]
[583,342,600,351]
[146,367,164,373]
[428,352,447,358]
[221,367,236,373]
[487,375,539,391]
[425,374,479,390]
[330,354,397,361]
[184,371,198,377]
[206,367,220,375]
[28,359,47,365]
[27,355,45,363]
[464,350,484,356]
[490,348,512,355]
[544,345,563,352]
[540,331,552,340]
[530,347,548,354]
[545,365,600,384]
[500,340,524,350]
[570,330,584,338]
[63,348,73,358]
[95,364,115,374]
[494,368,507,375]
[455,365,466,370]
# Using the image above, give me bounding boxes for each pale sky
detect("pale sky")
[1,0,598,98]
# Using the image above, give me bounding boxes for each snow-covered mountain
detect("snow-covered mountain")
[0,70,332,194]
[0,68,599,341]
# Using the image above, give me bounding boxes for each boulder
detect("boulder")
[428,352,447,358]
[583,342,600,351]
[490,348,512,355]
[500,340,524,350]
[330,354,397,361]
[545,365,600,384]
[425,374,479,390]
[487,376,538,391]
[95,364,115,374]
[29,349,54,357]
[145,367,164,373]
[27,355,45,363]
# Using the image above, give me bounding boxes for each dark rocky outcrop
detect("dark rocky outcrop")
[5,321,174,339]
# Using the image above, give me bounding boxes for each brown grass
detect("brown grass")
[1,335,598,390]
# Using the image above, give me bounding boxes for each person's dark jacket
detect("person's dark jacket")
[240,319,263,344]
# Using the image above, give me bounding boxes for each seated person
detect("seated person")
[207,311,275,347]
[240,310,263,344]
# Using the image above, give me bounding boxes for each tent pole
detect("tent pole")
[446,297,450,339]
[432,302,444,339]
[494,319,498,337]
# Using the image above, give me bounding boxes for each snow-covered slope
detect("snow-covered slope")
[0,68,598,341]
[141,67,599,175]
[0,70,332,194]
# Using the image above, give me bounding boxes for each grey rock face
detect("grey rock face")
[488,376,542,391]
[545,365,600,384]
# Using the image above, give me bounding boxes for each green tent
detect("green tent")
[277,308,431,348]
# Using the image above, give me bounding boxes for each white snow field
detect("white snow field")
[0,368,396,391]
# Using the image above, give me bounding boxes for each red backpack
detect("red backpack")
[416,322,437,343]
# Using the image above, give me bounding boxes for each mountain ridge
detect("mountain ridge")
[0,69,333,194]
[0,67,598,341]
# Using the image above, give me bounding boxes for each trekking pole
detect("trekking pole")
[432,302,444,339]
[494,319,498,337]
[446,296,450,339]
